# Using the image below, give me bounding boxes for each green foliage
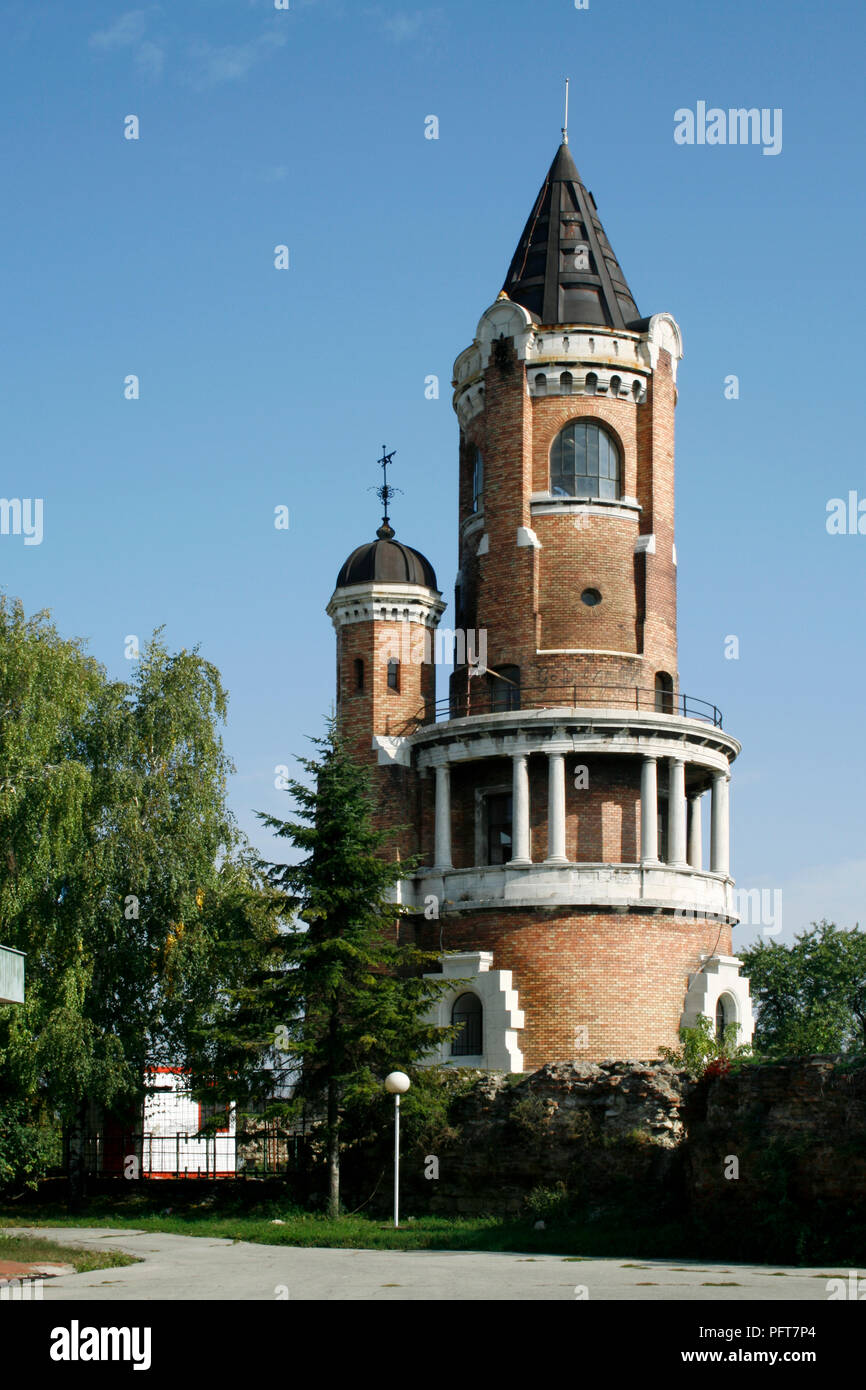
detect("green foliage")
[0,597,258,1134]
[740,921,866,1055]
[0,1098,61,1192]
[197,717,457,1212]
[524,1182,570,1222]
[508,1095,549,1146]
[658,1014,751,1076]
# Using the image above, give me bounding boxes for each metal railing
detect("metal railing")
[63,1131,303,1179]
[397,683,723,733]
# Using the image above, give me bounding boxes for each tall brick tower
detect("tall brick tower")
[329,138,753,1072]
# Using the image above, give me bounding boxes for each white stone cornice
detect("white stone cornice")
[411,710,739,773]
[409,862,737,921]
[327,581,447,631]
[531,497,642,523]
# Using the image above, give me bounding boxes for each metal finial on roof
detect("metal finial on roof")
[372,445,401,539]
[562,78,569,145]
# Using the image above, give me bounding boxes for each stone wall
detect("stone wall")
[342,1056,866,1259]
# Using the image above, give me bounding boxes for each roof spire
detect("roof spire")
[562,78,569,146]
[501,139,640,329]
[373,445,401,539]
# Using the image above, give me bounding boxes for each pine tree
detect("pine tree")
[239,719,454,1217]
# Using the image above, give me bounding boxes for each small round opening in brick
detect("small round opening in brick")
[581,588,602,606]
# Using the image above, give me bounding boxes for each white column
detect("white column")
[545,751,568,864]
[434,763,452,870]
[711,772,730,876]
[687,793,703,870]
[640,756,659,865]
[509,752,531,866]
[668,756,688,867]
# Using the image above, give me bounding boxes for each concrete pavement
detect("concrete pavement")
[1,1227,850,1300]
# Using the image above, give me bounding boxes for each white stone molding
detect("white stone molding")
[474,299,535,369]
[460,513,485,541]
[641,312,684,382]
[531,497,642,523]
[371,736,413,767]
[421,951,525,1073]
[634,533,656,555]
[528,365,647,401]
[477,532,489,556]
[327,581,446,631]
[410,863,737,920]
[412,713,739,778]
[681,955,754,1045]
[516,526,541,549]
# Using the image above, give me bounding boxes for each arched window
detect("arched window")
[451,993,483,1056]
[387,659,400,692]
[550,420,621,500]
[560,371,574,396]
[472,448,484,512]
[584,371,598,395]
[716,994,736,1042]
[534,373,548,397]
[354,658,364,691]
[487,664,520,712]
[610,374,622,398]
[655,671,674,714]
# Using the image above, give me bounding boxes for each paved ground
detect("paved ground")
[0,1227,849,1300]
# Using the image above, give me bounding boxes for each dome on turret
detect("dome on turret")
[336,525,438,591]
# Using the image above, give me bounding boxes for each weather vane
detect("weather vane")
[371,444,402,539]
[562,77,569,145]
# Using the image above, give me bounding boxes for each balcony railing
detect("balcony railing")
[399,683,723,733]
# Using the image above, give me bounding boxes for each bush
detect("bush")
[659,1015,751,1077]
[525,1182,571,1222]
[0,1100,62,1193]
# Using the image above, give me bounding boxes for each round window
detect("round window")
[581,588,602,607]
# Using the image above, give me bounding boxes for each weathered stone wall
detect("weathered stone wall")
[342,1057,866,1259]
[683,1057,866,1259]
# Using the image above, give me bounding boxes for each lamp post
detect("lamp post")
[384,1071,410,1228]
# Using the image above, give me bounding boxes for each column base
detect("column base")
[506,857,532,868]
[640,857,661,868]
[544,856,569,867]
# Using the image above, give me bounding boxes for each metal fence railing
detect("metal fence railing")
[63,1131,305,1179]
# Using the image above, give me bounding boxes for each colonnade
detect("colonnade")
[433,751,730,875]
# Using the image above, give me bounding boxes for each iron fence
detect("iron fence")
[63,1130,307,1179]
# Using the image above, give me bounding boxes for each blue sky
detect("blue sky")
[1,0,864,948]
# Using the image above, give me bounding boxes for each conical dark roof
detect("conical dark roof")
[336,535,438,591]
[502,142,640,329]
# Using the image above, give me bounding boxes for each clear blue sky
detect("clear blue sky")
[2,0,864,948]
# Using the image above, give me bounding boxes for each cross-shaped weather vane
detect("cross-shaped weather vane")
[371,445,402,539]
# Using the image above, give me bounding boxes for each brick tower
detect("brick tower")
[328,138,753,1072]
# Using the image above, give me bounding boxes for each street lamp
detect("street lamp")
[384,1071,410,1228]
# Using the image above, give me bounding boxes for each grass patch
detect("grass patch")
[0,1232,137,1275]
[0,1191,692,1259]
